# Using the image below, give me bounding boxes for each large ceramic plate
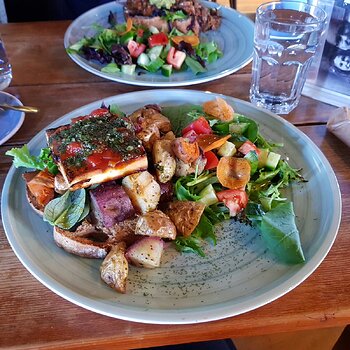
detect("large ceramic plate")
[2,90,341,324]
[64,1,254,86]
[0,91,25,145]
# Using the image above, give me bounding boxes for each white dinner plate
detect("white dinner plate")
[2,90,341,324]
[0,91,25,145]
[64,1,254,87]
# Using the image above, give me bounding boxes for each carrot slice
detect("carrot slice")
[217,156,251,189]
[120,17,133,35]
[196,134,231,153]
[171,35,200,47]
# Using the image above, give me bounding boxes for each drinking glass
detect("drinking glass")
[249,1,327,114]
[0,37,12,90]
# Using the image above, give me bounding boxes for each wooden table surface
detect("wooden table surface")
[0,21,349,350]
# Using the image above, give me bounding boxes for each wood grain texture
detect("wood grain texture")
[0,18,349,350]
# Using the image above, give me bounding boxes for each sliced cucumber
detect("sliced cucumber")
[137,53,150,67]
[145,57,164,73]
[161,64,173,77]
[229,122,250,135]
[217,141,236,157]
[266,151,281,170]
[147,45,163,61]
[149,26,159,34]
[121,64,136,75]
[244,150,259,175]
[198,184,218,207]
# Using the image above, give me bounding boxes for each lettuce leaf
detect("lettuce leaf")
[260,202,305,264]
[6,145,58,175]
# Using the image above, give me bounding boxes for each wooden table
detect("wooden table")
[0,21,349,350]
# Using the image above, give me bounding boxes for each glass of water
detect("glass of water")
[0,37,12,90]
[249,1,327,114]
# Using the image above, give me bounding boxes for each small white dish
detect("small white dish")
[0,91,25,145]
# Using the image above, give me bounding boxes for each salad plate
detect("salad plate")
[0,91,25,145]
[2,89,341,324]
[63,1,254,87]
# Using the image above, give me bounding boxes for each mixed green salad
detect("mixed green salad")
[67,15,223,76]
[6,99,306,266]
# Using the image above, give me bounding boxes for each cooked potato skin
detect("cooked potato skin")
[135,210,176,240]
[163,201,205,237]
[100,242,128,293]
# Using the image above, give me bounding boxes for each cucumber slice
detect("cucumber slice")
[145,57,164,73]
[229,122,250,135]
[266,151,281,170]
[161,64,173,77]
[217,141,236,157]
[198,184,218,207]
[121,64,136,75]
[149,26,159,34]
[147,45,163,61]
[137,53,150,66]
[244,150,259,175]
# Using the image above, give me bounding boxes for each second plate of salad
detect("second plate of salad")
[64,0,254,86]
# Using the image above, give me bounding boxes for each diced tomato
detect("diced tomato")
[86,149,121,169]
[182,116,212,135]
[238,140,261,156]
[127,40,146,58]
[65,142,83,157]
[166,46,186,69]
[204,151,219,170]
[148,32,169,47]
[90,108,109,116]
[216,189,248,217]
[182,129,198,142]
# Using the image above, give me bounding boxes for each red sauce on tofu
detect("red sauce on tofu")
[47,111,145,182]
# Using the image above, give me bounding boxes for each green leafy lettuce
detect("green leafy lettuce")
[6,145,58,175]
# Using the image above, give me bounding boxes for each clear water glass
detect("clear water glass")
[249,1,327,114]
[0,37,12,90]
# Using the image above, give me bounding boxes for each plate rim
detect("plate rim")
[63,1,254,87]
[0,91,25,145]
[1,89,342,324]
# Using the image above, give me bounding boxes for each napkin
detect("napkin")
[327,107,350,147]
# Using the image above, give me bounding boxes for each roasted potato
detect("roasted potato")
[163,201,205,237]
[100,242,128,293]
[122,171,161,213]
[135,210,176,240]
[153,139,176,183]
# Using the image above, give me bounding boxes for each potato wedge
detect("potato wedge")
[135,210,176,240]
[163,201,205,237]
[100,242,128,293]
[153,139,176,183]
[122,171,161,213]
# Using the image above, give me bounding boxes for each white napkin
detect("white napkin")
[327,107,350,147]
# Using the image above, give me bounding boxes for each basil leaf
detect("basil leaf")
[162,104,203,136]
[43,189,88,230]
[260,202,305,264]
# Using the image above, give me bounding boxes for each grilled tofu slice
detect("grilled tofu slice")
[46,111,148,190]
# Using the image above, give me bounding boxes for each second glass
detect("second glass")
[249,1,327,114]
